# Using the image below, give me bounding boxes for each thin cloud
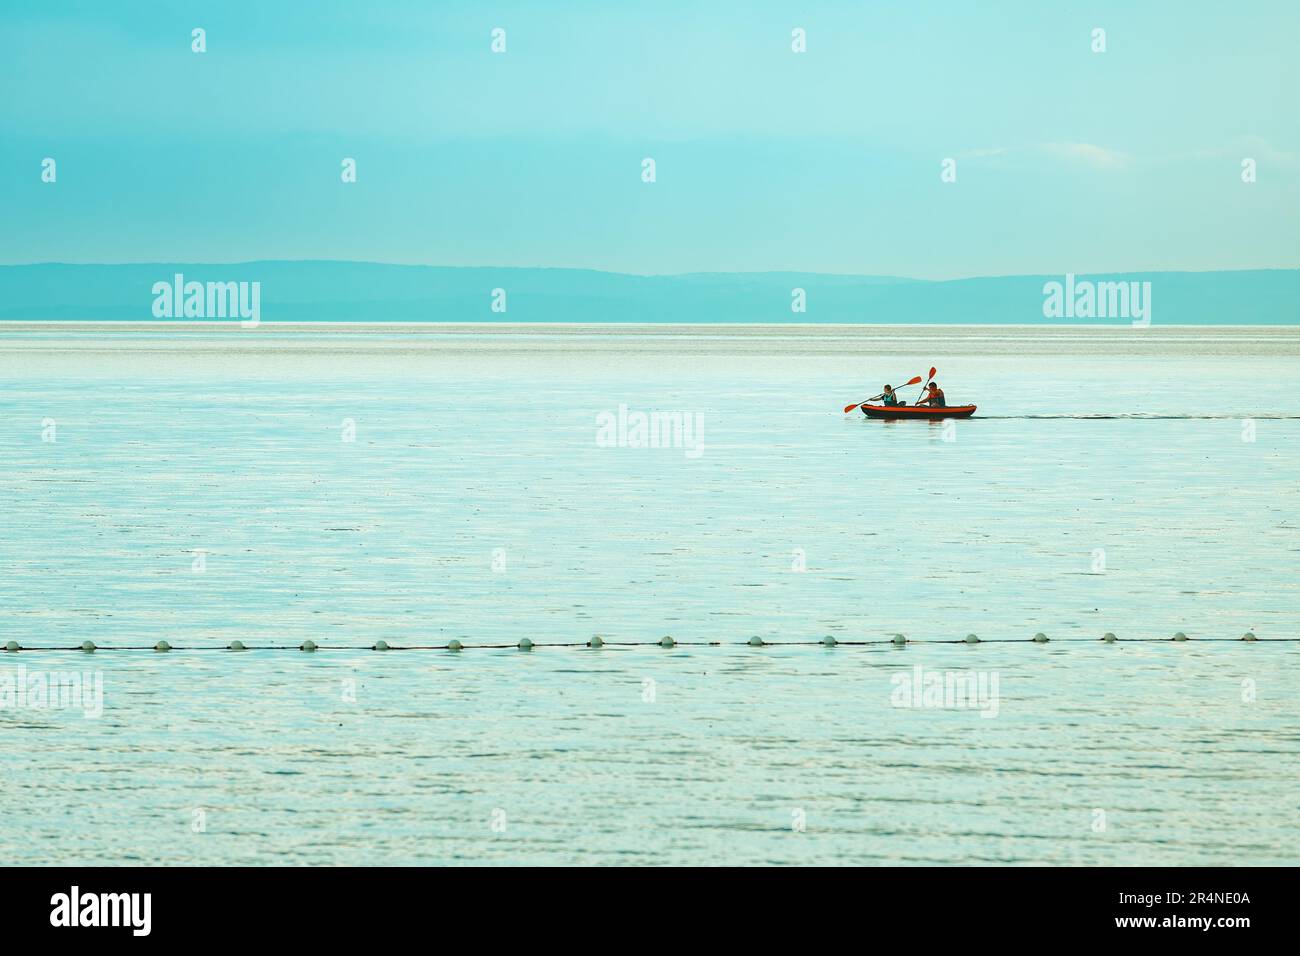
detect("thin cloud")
[957,143,1129,169]
[1038,142,1130,168]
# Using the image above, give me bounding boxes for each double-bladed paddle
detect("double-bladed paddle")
[844,375,923,414]
[914,366,937,404]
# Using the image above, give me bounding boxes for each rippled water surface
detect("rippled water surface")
[2,326,1297,865]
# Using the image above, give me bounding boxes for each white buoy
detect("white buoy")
[1102,632,1118,643]
[3,641,19,652]
[1032,632,1049,643]
[447,639,463,651]
[81,641,96,653]
[300,640,317,652]
[1241,632,1257,642]
[822,636,837,647]
[155,640,171,652]
[373,640,390,651]
[748,636,765,647]
[229,640,247,651]
[518,637,534,650]
[1172,632,1188,642]
[891,633,907,645]
[965,633,980,644]
[588,635,604,648]
[659,636,675,648]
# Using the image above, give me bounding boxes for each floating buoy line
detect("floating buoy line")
[0,631,1286,653]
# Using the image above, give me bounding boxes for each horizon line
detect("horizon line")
[3,260,1299,282]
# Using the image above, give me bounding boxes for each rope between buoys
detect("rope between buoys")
[2,635,1288,652]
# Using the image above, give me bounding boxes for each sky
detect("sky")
[1,0,1297,278]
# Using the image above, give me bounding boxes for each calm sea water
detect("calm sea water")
[2,325,1297,865]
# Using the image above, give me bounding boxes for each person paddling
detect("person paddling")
[880,384,903,407]
[916,382,946,407]
[843,374,921,414]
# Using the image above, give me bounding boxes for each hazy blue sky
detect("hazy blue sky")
[2,0,1297,277]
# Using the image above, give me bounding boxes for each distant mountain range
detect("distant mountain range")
[0,262,1296,324]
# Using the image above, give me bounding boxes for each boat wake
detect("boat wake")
[976,414,1300,420]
